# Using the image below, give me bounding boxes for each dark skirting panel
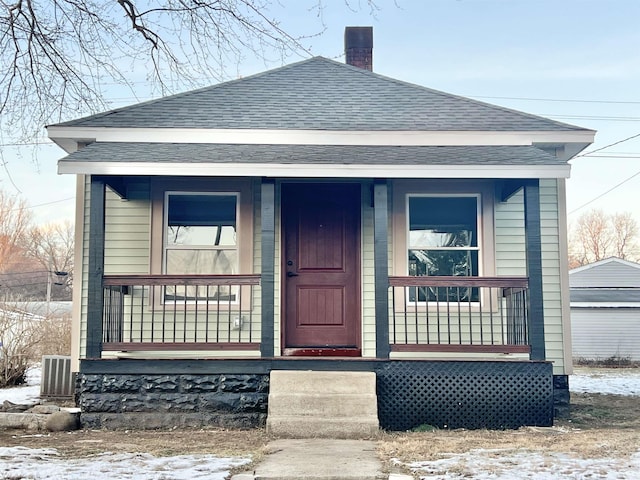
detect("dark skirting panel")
[376,361,553,430]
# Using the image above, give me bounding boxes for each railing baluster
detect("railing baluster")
[248,285,253,343]
[129,286,134,342]
[183,286,188,343]
[467,285,473,345]
[216,285,220,342]
[457,286,462,345]
[173,284,177,342]
[425,286,429,344]
[391,285,397,344]
[205,285,210,343]
[227,286,232,342]
[161,286,166,342]
[194,285,198,343]
[140,285,145,343]
[238,284,243,342]
[446,286,451,344]
[149,286,154,342]
[489,286,494,345]
[413,286,419,344]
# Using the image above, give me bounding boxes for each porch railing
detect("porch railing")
[102,274,261,351]
[389,276,529,353]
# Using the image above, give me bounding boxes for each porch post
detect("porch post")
[86,176,106,359]
[260,179,276,357]
[524,179,546,361]
[374,180,390,358]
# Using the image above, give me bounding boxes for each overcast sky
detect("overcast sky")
[2,0,639,226]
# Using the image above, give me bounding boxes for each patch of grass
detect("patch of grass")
[412,424,438,432]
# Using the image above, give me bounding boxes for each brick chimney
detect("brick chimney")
[344,26,373,71]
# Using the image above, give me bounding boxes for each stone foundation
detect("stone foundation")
[76,373,269,429]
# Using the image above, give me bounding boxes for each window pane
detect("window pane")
[167,194,236,246]
[165,250,238,301]
[166,250,238,275]
[409,250,478,277]
[409,197,477,248]
[408,250,479,302]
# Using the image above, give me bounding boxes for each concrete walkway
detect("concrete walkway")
[231,438,412,480]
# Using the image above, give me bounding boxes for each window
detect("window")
[408,195,480,301]
[164,192,238,300]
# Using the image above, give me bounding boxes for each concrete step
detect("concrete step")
[269,370,376,394]
[266,415,380,439]
[268,392,378,417]
[266,370,379,439]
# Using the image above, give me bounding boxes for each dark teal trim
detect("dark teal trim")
[374,180,390,358]
[524,180,546,361]
[260,179,276,357]
[86,177,106,359]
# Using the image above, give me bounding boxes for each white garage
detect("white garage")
[570,258,640,362]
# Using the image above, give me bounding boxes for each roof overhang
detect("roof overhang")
[57,142,573,179]
[47,126,595,157]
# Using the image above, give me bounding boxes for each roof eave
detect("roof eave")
[58,161,571,179]
[46,126,596,153]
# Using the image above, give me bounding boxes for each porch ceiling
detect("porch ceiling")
[58,143,571,178]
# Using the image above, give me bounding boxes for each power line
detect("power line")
[468,95,640,105]
[0,141,55,147]
[544,115,640,122]
[568,169,640,215]
[582,154,640,159]
[25,197,75,210]
[0,270,48,277]
[575,132,640,158]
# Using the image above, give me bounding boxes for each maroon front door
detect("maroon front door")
[282,183,361,355]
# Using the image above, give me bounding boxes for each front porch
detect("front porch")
[85,177,548,363]
[77,176,556,430]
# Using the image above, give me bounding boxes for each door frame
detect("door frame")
[279,181,362,356]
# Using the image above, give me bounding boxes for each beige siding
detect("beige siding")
[495,191,526,277]
[104,183,151,275]
[361,183,376,357]
[540,179,567,374]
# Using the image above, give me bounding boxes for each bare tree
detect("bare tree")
[24,220,74,285]
[1,0,378,146]
[568,209,639,267]
[0,189,32,272]
[611,212,638,260]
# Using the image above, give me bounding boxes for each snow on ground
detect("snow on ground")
[570,368,640,396]
[0,447,249,480]
[0,365,41,405]
[404,449,640,480]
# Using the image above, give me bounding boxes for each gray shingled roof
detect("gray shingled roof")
[53,57,588,132]
[59,143,562,166]
[571,289,640,303]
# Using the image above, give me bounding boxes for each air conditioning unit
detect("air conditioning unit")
[41,355,74,398]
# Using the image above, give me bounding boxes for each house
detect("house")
[570,257,640,361]
[47,27,595,431]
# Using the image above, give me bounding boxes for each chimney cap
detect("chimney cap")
[344,26,373,49]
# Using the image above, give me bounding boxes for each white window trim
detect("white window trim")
[149,178,254,310]
[391,180,497,309]
[163,191,240,275]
